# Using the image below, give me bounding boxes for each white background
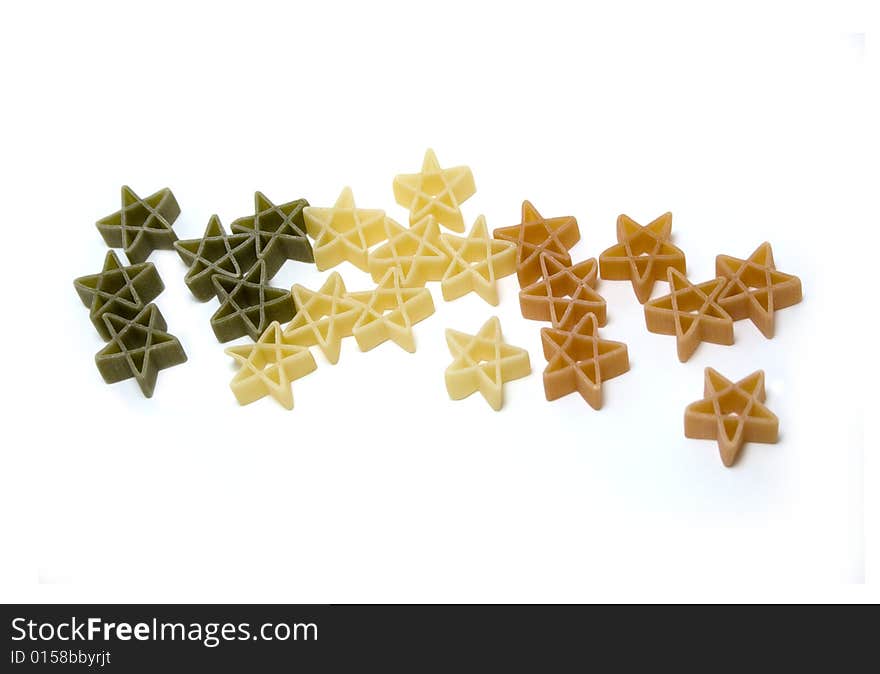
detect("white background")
[0,1,874,602]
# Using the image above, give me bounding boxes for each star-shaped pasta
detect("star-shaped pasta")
[440,215,516,305]
[347,269,435,353]
[445,317,531,411]
[393,149,475,232]
[303,187,387,272]
[225,322,317,410]
[684,368,779,467]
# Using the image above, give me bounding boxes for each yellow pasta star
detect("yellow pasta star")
[303,187,387,271]
[347,269,435,353]
[393,149,476,232]
[445,317,531,411]
[282,272,362,364]
[367,216,450,287]
[225,322,317,410]
[440,216,517,305]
